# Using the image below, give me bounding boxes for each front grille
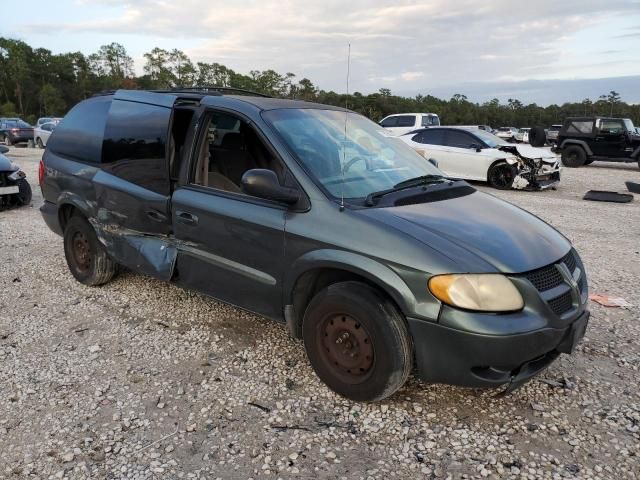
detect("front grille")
[548,290,573,315]
[561,251,576,273]
[521,250,582,317]
[525,265,564,292]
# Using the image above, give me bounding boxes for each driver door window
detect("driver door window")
[191,111,286,196]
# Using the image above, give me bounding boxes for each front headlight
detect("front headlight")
[8,169,26,181]
[428,274,524,312]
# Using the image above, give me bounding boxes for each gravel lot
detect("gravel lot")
[1,146,639,480]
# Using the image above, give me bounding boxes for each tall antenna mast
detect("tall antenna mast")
[340,43,351,212]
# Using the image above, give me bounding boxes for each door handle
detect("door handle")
[176,210,198,225]
[146,209,167,222]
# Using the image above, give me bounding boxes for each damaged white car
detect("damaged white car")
[399,127,561,190]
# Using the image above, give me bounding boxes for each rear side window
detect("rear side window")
[395,115,416,127]
[416,129,446,145]
[102,100,171,195]
[565,120,593,135]
[380,117,397,127]
[47,96,111,163]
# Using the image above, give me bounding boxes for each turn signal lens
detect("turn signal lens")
[428,274,524,312]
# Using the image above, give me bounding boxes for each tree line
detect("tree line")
[1,38,638,127]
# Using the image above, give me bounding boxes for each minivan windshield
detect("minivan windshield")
[264,108,443,200]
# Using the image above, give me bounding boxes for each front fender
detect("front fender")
[559,139,593,156]
[284,249,419,318]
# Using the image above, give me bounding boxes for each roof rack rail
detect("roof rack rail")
[167,86,272,98]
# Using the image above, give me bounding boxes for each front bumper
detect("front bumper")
[408,309,589,388]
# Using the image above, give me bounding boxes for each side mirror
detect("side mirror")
[241,169,300,205]
[428,158,438,167]
[469,143,482,152]
[0,145,8,154]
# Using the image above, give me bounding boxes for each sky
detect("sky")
[3,0,640,104]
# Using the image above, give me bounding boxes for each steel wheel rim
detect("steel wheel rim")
[318,313,374,384]
[71,231,92,272]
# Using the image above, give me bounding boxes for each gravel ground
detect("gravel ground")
[1,146,639,480]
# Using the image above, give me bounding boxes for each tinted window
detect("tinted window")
[566,121,593,134]
[417,129,446,145]
[421,115,439,127]
[445,130,475,148]
[600,119,624,134]
[380,117,397,127]
[396,115,416,127]
[47,96,111,163]
[5,119,31,128]
[549,125,562,131]
[102,100,171,195]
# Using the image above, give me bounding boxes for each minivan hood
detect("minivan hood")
[359,190,570,273]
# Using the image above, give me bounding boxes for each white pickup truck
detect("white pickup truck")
[379,113,440,136]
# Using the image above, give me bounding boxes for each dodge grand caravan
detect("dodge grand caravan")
[40,88,589,402]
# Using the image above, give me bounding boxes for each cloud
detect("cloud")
[14,0,640,95]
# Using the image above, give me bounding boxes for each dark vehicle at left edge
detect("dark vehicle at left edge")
[0,145,32,207]
[0,118,34,146]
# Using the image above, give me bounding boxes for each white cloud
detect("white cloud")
[15,0,640,94]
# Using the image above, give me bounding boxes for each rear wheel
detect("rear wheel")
[488,162,517,190]
[302,281,413,402]
[63,215,118,286]
[561,145,587,167]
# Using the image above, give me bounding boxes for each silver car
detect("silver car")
[546,124,562,145]
[34,122,56,148]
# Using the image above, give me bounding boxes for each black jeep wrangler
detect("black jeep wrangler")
[554,116,640,168]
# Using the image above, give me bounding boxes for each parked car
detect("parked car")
[34,122,57,148]
[0,145,32,207]
[36,117,62,128]
[546,124,562,145]
[0,118,34,146]
[400,127,561,190]
[553,116,640,169]
[379,113,440,136]
[495,127,518,142]
[514,128,531,143]
[40,89,588,401]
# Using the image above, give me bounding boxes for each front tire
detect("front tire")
[5,136,12,146]
[14,179,32,206]
[302,281,413,402]
[488,162,517,190]
[36,137,43,149]
[63,215,118,286]
[561,145,586,167]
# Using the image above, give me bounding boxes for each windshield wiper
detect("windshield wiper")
[365,175,448,206]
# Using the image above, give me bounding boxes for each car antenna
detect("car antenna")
[340,43,351,212]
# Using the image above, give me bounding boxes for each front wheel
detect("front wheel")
[36,137,43,149]
[5,136,12,146]
[14,179,32,206]
[63,215,118,286]
[488,162,517,190]
[302,281,413,402]
[561,145,586,167]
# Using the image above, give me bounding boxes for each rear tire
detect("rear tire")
[488,162,517,190]
[562,145,586,167]
[63,215,118,286]
[302,281,413,402]
[528,127,546,147]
